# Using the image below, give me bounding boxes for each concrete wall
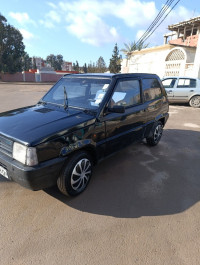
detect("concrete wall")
[184,47,196,63]
[121,45,173,79]
[0,73,24,82]
[40,73,64,82]
[24,73,35,82]
[0,72,67,82]
[193,33,200,78]
[121,44,198,79]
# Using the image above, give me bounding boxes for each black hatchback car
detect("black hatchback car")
[0,73,169,196]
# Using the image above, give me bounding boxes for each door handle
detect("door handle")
[167,90,172,93]
[190,90,194,92]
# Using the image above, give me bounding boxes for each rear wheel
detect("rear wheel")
[57,151,93,197]
[189,96,200,108]
[146,121,163,146]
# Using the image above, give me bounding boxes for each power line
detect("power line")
[136,0,175,45]
[139,0,181,45]
[136,0,174,45]
[136,0,181,45]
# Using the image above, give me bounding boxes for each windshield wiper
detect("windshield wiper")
[63,86,68,110]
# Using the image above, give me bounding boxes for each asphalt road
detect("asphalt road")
[0,82,200,265]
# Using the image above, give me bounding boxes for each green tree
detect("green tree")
[0,13,25,73]
[109,43,121,73]
[96,56,107,73]
[73,60,79,72]
[46,54,55,68]
[87,61,93,73]
[87,61,97,73]
[55,54,63,70]
[121,41,149,66]
[32,57,37,69]
[22,52,32,71]
[0,14,7,67]
[46,54,63,70]
[83,63,87,73]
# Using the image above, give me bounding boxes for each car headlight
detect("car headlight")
[13,142,38,166]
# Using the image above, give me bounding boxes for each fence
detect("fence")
[0,71,78,82]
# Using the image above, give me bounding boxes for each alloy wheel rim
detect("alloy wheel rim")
[71,158,91,192]
[191,96,200,107]
[154,124,163,143]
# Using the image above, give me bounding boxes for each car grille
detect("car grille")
[0,135,13,157]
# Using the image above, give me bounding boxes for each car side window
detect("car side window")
[177,78,196,88]
[162,78,176,88]
[142,78,162,102]
[110,80,141,108]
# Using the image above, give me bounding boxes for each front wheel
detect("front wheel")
[146,121,163,146]
[57,151,93,197]
[189,96,200,108]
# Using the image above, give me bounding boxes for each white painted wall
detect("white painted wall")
[121,46,173,78]
[193,31,200,78]
[121,45,198,79]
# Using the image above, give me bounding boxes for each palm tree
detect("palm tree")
[121,41,149,66]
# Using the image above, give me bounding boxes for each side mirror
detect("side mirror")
[107,105,125,113]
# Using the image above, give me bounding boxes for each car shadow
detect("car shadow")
[45,129,200,218]
[169,102,189,107]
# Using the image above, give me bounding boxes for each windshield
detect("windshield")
[41,76,111,111]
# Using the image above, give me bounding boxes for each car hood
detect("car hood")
[0,104,95,146]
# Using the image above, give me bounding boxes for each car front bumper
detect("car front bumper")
[0,151,67,190]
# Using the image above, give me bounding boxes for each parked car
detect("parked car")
[162,76,200,108]
[0,73,169,196]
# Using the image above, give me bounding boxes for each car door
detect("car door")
[173,78,197,102]
[102,78,146,156]
[162,78,177,101]
[142,78,166,134]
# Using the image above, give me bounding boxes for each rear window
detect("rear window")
[177,78,196,88]
[142,79,162,102]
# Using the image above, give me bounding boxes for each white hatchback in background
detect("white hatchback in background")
[162,77,200,108]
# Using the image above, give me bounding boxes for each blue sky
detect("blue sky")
[1,0,200,66]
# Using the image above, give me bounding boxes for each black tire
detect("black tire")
[146,121,163,146]
[189,96,200,108]
[57,151,93,197]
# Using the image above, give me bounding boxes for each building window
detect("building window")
[166,49,185,61]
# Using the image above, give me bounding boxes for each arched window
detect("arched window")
[164,48,186,76]
[166,49,185,61]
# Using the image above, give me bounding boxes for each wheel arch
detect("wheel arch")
[159,117,166,127]
[65,145,97,165]
[81,145,98,165]
[189,94,200,101]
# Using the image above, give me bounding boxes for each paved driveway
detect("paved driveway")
[0,83,200,265]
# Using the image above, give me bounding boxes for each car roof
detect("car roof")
[162,76,199,79]
[64,73,159,79]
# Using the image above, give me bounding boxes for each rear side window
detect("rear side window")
[142,79,162,102]
[177,78,196,88]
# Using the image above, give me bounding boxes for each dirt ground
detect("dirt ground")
[0,82,200,265]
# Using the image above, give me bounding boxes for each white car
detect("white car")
[162,77,200,108]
